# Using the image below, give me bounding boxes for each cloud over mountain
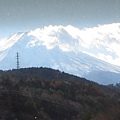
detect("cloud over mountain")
[0,23,120,84]
[26,23,120,66]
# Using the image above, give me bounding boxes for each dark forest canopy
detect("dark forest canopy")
[0,67,120,120]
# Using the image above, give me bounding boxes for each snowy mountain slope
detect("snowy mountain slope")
[0,23,120,84]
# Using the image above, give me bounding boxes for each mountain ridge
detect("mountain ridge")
[0,23,120,84]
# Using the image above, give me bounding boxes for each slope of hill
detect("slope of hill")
[0,23,120,84]
[0,68,120,120]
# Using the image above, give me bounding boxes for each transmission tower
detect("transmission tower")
[16,52,20,69]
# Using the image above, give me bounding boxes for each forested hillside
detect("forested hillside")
[0,67,120,120]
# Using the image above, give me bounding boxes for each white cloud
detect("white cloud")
[15,23,120,66]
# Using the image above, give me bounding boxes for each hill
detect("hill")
[0,67,120,120]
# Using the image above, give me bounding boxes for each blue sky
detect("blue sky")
[0,0,120,38]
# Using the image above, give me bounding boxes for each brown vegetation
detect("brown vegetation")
[0,67,120,120]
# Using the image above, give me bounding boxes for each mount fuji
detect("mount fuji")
[0,23,120,84]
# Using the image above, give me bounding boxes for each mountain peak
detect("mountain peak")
[0,23,120,84]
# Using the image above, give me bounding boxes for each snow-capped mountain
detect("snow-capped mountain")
[0,23,120,84]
